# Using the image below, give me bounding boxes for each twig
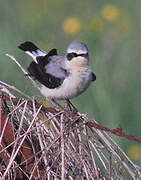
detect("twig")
[109,153,112,180]
[0,80,30,99]
[0,100,26,144]
[61,114,65,180]
[2,105,42,178]
[0,85,15,98]
[6,54,41,92]
[9,100,28,165]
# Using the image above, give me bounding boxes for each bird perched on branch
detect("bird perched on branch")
[18,41,96,109]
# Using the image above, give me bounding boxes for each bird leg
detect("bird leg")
[65,99,78,112]
[51,99,69,112]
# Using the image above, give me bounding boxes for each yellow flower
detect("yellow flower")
[102,5,119,21]
[90,17,104,32]
[127,145,141,160]
[63,17,81,35]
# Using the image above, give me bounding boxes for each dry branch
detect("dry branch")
[0,89,141,179]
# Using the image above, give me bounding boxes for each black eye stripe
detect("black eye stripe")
[67,53,77,60]
[67,52,88,61]
[79,53,88,57]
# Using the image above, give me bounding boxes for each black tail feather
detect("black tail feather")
[18,41,39,52]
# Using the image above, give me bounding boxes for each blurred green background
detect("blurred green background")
[0,0,141,165]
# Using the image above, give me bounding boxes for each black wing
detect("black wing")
[37,48,57,65]
[27,49,65,89]
[28,61,64,89]
[92,72,96,82]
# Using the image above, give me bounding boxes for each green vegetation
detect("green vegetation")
[0,0,141,164]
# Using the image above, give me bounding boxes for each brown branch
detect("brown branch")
[76,118,141,143]
[1,94,141,143]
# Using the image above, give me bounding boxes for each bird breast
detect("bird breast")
[40,66,92,100]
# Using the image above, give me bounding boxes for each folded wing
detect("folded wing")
[18,41,66,89]
[28,53,68,89]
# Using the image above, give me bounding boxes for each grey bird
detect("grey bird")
[18,41,96,109]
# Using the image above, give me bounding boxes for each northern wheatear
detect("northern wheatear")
[18,41,96,105]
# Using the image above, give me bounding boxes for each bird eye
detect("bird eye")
[67,53,77,61]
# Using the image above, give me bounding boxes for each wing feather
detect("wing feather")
[28,52,68,89]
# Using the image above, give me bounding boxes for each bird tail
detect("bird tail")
[18,41,47,63]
